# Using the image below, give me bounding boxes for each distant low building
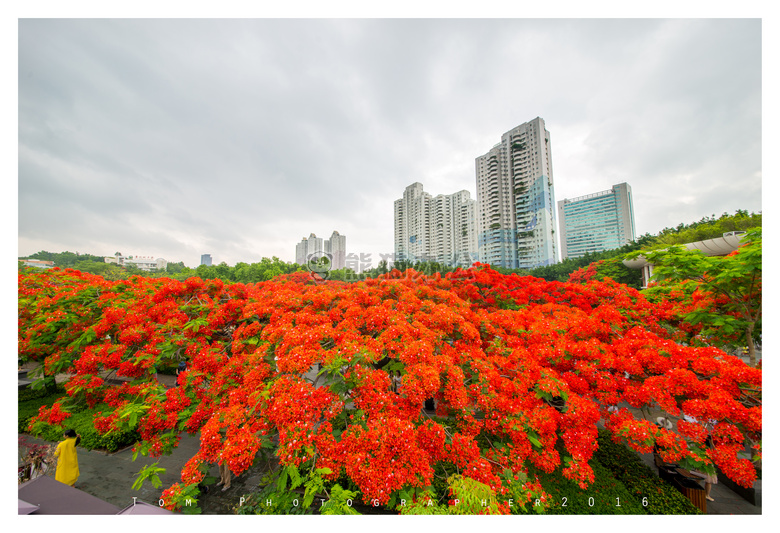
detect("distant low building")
[20,259,55,269]
[124,256,167,272]
[105,254,167,272]
[104,252,124,265]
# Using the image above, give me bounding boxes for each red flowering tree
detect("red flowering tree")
[19,262,761,513]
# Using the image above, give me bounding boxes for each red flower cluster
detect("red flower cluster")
[19,263,762,512]
[30,402,71,429]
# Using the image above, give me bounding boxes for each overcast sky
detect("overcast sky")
[17,18,763,268]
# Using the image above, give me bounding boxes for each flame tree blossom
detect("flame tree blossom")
[19,262,761,512]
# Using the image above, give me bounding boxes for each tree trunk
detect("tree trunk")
[746,323,757,367]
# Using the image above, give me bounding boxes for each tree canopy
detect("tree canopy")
[19,264,761,514]
[652,210,761,247]
[630,229,761,367]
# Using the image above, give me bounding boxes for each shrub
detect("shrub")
[27,403,140,453]
[594,429,700,515]
[531,458,645,514]
[18,386,67,433]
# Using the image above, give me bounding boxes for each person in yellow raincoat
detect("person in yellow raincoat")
[54,429,80,486]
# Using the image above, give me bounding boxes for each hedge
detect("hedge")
[530,457,645,515]
[21,393,140,453]
[18,385,67,434]
[594,429,701,515]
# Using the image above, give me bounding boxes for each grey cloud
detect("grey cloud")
[18,18,761,266]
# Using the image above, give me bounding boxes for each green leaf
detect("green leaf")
[534,390,553,402]
[277,468,288,492]
[388,492,397,509]
[527,434,542,448]
[384,360,406,373]
[132,463,165,490]
[288,465,302,490]
[183,317,208,333]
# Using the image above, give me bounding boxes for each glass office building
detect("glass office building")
[557,183,636,259]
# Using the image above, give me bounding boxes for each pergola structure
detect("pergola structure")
[623,232,746,288]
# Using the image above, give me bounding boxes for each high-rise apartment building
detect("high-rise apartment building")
[295,231,347,270]
[325,231,347,270]
[394,183,477,267]
[475,117,559,269]
[394,183,430,263]
[200,254,212,266]
[557,183,636,259]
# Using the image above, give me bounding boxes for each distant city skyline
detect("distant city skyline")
[18,19,762,268]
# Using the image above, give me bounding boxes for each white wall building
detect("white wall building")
[123,256,168,272]
[394,183,478,267]
[475,117,559,269]
[105,254,167,271]
[104,252,124,266]
[394,183,432,263]
[21,259,55,269]
[325,231,347,270]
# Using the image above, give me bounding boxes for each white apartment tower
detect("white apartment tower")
[296,233,323,265]
[325,231,347,270]
[394,183,431,262]
[295,232,347,269]
[394,183,477,267]
[476,117,559,269]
